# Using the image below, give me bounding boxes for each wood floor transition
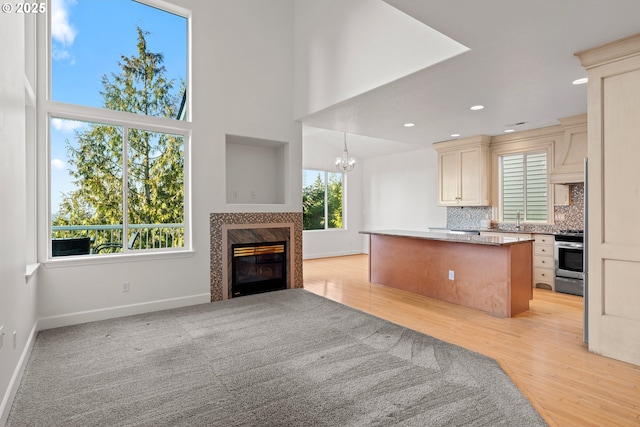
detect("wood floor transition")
[303,254,640,427]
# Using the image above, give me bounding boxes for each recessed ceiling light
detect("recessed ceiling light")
[451,133,461,138]
[403,123,415,127]
[504,129,515,133]
[470,105,484,111]
[572,77,588,85]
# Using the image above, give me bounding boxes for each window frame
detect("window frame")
[38,0,192,263]
[302,169,346,232]
[490,139,555,225]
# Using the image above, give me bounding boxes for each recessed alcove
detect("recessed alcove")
[225,134,287,204]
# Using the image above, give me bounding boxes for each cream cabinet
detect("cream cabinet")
[434,136,491,206]
[554,184,570,206]
[533,234,555,291]
[577,32,640,364]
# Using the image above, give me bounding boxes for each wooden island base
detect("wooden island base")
[368,234,533,317]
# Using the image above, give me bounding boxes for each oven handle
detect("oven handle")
[555,242,584,249]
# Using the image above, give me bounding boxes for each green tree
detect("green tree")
[302,171,343,230]
[53,27,184,248]
[302,174,326,230]
[327,173,343,228]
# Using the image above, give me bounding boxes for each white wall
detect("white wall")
[302,133,365,258]
[293,0,467,119]
[302,135,446,259]
[362,147,446,245]
[0,12,39,424]
[37,0,301,326]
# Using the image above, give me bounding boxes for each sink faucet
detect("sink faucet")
[515,210,521,230]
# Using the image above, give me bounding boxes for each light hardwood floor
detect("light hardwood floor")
[303,254,640,427]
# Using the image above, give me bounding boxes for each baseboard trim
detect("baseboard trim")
[37,293,212,331]
[0,321,38,427]
[303,250,364,260]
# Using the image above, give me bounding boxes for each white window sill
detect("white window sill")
[43,249,195,269]
[25,263,41,282]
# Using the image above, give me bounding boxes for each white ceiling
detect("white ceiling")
[301,0,640,159]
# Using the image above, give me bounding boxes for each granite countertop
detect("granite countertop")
[360,230,534,246]
[479,229,555,235]
[430,227,555,235]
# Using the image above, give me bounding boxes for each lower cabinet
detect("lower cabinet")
[533,234,555,290]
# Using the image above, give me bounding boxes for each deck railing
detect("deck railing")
[52,223,184,254]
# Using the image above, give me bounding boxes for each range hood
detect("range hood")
[549,114,587,184]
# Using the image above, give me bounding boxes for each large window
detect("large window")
[46,0,190,258]
[500,152,548,222]
[302,170,344,231]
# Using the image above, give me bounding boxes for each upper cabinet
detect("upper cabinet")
[434,136,491,206]
[549,114,587,184]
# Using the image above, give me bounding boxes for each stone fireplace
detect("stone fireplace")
[210,212,303,301]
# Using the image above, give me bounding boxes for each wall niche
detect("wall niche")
[225,134,288,204]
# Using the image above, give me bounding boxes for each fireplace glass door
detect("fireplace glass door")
[231,241,286,297]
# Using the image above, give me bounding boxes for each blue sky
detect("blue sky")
[50,0,187,214]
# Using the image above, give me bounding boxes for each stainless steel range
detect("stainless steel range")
[554,230,584,296]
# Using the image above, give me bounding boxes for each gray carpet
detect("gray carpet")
[7,289,547,426]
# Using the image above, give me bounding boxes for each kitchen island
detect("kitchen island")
[360,230,533,317]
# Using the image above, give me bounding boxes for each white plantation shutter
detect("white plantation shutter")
[501,152,547,222]
[525,153,547,221]
[502,154,524,222]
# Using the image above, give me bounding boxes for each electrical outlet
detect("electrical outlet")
[250,190,256,199]
[122,281,130,293]
[448,270,455,281]
[232,190,238,199]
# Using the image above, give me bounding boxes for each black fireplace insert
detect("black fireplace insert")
[231,241,287,297]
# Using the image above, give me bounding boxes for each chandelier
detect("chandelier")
[335,132,356,172]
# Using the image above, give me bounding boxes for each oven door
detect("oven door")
[555,242,584,279]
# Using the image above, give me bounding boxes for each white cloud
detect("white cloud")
[51,117,83,133]
[51,0,77,46]
[52,48,70,61]
[51,159,67,170]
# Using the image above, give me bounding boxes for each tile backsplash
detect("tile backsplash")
[552,184,584,231]
[446,206,493,230]
[446,184,584,233]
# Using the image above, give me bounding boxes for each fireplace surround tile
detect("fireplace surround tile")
[210,212,303,301]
